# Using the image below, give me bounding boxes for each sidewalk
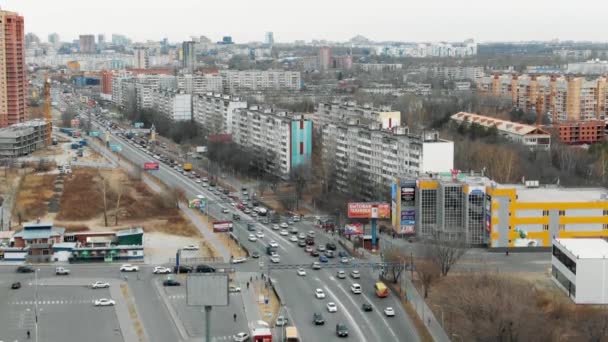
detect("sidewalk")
[180,204,230,262]
[237,272,263,329]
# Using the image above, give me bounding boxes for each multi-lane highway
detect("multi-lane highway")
[96,120,420,342]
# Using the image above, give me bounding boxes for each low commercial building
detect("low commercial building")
[552,238,608,304]
[13,221,65,263]
[451,112,551,150]
[0,119,51,157]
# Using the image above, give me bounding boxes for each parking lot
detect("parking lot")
[0,283,122,342]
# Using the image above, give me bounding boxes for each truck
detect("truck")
[183,163,193,171]
[266,245,277,256]
[55,267,70,275]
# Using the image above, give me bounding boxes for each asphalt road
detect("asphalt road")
[100,124,420,342]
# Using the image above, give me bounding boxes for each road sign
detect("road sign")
[144,162,160,170]
[109,143,122,152]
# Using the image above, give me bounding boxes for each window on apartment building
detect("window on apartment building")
[542,210,549,216]
[543,224,549,231]
[558,210,565,216]
[300,142,304,155]
[559,224,565,230]
[603,210,608,216]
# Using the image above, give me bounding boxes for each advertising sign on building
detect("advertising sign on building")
[485,194,492,232]
[399,182,417,235]
[347,203,390,219]
[144,162,160,170]
[213,221,233,232]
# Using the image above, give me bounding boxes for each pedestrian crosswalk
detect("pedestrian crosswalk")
[167,292,239,300]
[9,299,99,305]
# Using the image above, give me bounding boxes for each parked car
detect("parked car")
[233,332,250,342]
[319,255,329,263]
[196,264,216,273]
[183,244,199,250]
[163,279,181,286]
[120,264,139,272]
[153,266,172,274]
[174,265,193,274]
[11,282,21,289]
[231,256,247,264]
[229,285,241,293]
[16,266,34,273]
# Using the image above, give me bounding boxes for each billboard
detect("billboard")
[485,194,492,232]
[213,221,233,232]
[134,122,144,128]
[401,186,415,206]
[144,162,160,170]
[347,203,390,219]
[109,143,122,152]
[344,223,363,235]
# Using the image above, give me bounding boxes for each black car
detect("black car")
[362,303,373,312]
[313,312,325,325]
[251,251,260,259]
[336,324,349,337]
[174,265,193,274]
[16,266,34,273]
[233,214,241,221]
[247,223,256,232]
[163,279,181,286]
[196,264,216,273]
[311,250,320,257]
[11,282,21,289]
[326,242,337,251]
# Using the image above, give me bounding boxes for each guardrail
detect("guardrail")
[168,256,224,265]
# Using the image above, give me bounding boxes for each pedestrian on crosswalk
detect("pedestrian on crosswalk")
[247,282,249,289]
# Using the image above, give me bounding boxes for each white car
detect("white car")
[315,288,326,299]
[280,222,288,228]
[120,264,139,272]
[268,241,279,248]
[195,179,202,183]
[272,224,280,230]
[296,268,306,276]
[326,302,338,313]
[255,231,264,239]
[312,262,321,270]
[248,234,257,242]
[153,266,171,274]
[91,281,110,289]
[337,270,346,279]
[270,255,280,263]
[289,235,298,242]
[340,257,350,264]
[231,202,237,207]
[229,285,241,293]
[94,298,116,306]
[384,307,395,317]
[305,245,313,253]
[231,256,247,264]
[222,208,229,214]
[351,283,362,294]
[275,315,288,327]
[183,244,199,251]
[350,270,360,279]
[280,230,288,236]
[233,332,250,342]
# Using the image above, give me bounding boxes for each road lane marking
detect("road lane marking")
[322,285,367,341]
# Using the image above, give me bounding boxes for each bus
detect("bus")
[285,326,299,342]
[375,281,388,298]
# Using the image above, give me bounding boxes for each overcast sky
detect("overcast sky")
[3,0,606,44]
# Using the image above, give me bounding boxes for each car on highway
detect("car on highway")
[336,323,349,337]
[251,251,260,259]
[298,240,306,247]
[244,209,251,214]
[287,219,294,225]
[307,230,315,238]
[305,245,313,253]
[255,231,264,239]
[268,240,279,248]
[327,302,338,313]
[298,232,306,239]
[362,303,373,312]
[338,251,349,258]
[91,281,110,289]
[16,266,34,273]
[222,208,230,213]
[313,312,325,325]
[293,215,301,222]
[350,270,361,279]
[289,235,298,242]
[317,245,326,252]
[289,227,298,234]
[196,264,216,273]
[174,265,193,274]
[326,242,337,251]
[153,266,172,274]
[319,255,329,263]
[195,178,202,183]
[312,262,321,270]
[270,255,281,263]
[280,222,288,229]
[229,285,241,293]
[231,256,247,264]
[233,332,250,342]
[183,244,199,250]
[275,316,288,327]
[232,214,241,221]
[248,234,258,242]
[325,250,335,258]
[163,279,181,286]
[296,268,306,276]
[55,267,71,275]
[120,264,139,272]
[384,307,396,317]
[272,224,280,230]
[280,229,289,236]
[340,257,350,264]
[311,250,320,257]
[247,223,256,232]
[315,288,326,299]
[94,298,116,306]
[337,270,346,279]
[351,283,362,294]
[11,282,21,290]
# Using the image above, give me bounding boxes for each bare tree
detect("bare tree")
[290,163,312,209]
[415,259,440,298]
[100,174,109,227]
[383,247,408,284]
[423,236,468,276]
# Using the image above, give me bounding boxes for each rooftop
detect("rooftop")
[555,238,608,259]
[451,112,550,137]
[503,185,608,203]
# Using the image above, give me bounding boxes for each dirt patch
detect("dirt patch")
[120,284,146,342]
[385,282,433,342]
[13,172,57,221]
[62,223,89,232]
[254,280,280,326]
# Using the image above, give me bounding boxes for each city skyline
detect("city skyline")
[4,0,608,44]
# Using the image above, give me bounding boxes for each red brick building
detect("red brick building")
[556,121,605,145]
[0,10,27,128]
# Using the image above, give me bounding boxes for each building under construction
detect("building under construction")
[0,119,52,157]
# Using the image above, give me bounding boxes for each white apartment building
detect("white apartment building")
[219,70,301,93]
[134,47,149,69]
[152,89,192,121]
[322,123,454,200]
[316,101,401,130]
[427,66,484,80]
[354,63,403,72]
[192,92,247,134]
[112,74,177,110]
[177,74,224,95]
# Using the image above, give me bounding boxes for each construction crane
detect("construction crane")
[43,74,52,145]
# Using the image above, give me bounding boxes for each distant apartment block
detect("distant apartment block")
[0,10,27,128]
[219,70,301,93]
[152,89,191,121]
[322,123,453,200]
[177,74,223,95]
[567,60,608,75]
[133,47,149,69]
[451,112,551,150]
[318,46,332,70]
[0,119,52,157]
[79,34,96,54]
[376,40,477,58]
[316,101,401,129]
[354,63,403,72]
[426,66,484,80]
[556,121,605,145]
[192,93,247,134]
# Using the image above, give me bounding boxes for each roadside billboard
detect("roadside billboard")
[144,162,160,171]
[213,221,233,232]
[347,203,390,219]
[109,143,122,152]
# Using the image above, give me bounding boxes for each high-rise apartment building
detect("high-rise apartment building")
[100,70,113,95]
[219,70,301,93]
[316,101,401,130]
[182,41,195,70]
[134,47,149,69]
[318,46,332,70]
[79,35,95,54]
[192,93,247,134]
[0,10,27,127]
[97,34,105,50]
[264,32,274,46]
[48,33,60,48]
